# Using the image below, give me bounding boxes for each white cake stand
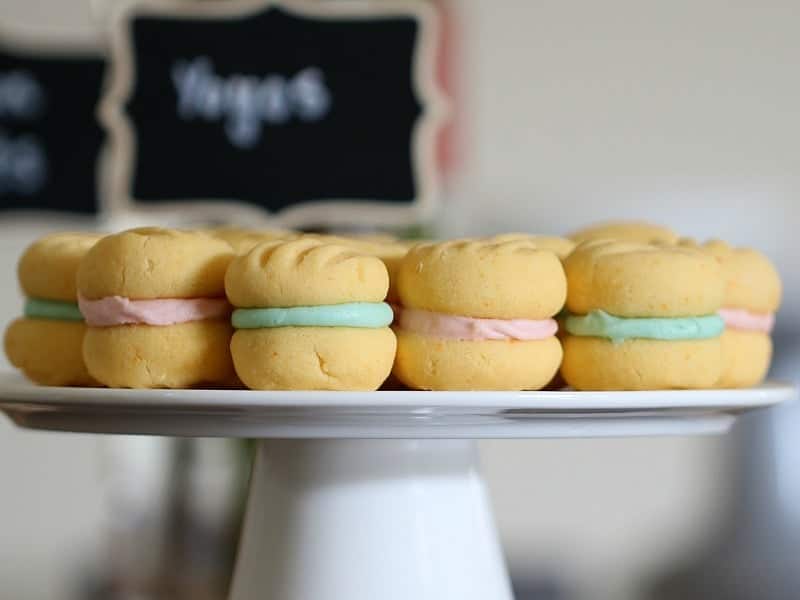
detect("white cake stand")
[0,372,794,600]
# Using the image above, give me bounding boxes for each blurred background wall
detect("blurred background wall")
[0,1,798,599]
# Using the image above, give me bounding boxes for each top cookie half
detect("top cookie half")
[19,232,103,302]
[565,239,724,317]
[225,237,389,308]
[398,238,566,319]
[569,220,678,245]
[77,228,234,300]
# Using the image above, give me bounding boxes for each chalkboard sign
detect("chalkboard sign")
[101,0,445,227]
[0,44,105,214]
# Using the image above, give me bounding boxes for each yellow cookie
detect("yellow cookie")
[393,237,565,391]
[561,336,722,391]
[562,239,725,390]
[82,321,234,389]
[225,237,389,308]
[565,239,724,318]
[717,329,772,389]
[4,232,102,386]
[232,327,395,390]
[699,240,781,388]
[398,238,566,319]
[206,226,297,254]
[344,232,399,244]
[227,238,396,390]
[487,233,575,260]
[18,232,103,301]
[78,227,233,300]
[78,228,235,389]
[394,330,562,391]
[303,233,410,303]
[701,240,781,314]
[486,235,574,389]
[5,319,96,386]
[569,220,679,245]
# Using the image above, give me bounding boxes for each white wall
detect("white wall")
[451,1,800,595]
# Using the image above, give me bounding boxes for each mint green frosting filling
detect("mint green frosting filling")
[24,298,84,322]
[232,302,393,329]
[565,310,724,342]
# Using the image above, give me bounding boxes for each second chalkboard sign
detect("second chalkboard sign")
[0,42,105,215]
[102,0,445,227]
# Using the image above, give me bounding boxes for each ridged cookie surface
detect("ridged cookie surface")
[77,228,234,300]
[207,227,297,254]
[487,233,575,259]
[397,238,566,319]
[304,234,410,302]
[701,240,782,313]
[19,232,102,301]
[569,221,678,244]
[565,240,724,317]
[225,238,389,308]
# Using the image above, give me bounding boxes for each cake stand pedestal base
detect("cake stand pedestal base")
[229,439,512,600]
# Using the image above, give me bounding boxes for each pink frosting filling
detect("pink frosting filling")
[719,307,775,333]
[397,306,557,341]
[79,295,231,327]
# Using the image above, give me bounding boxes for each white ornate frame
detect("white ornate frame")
[100,0,448,229]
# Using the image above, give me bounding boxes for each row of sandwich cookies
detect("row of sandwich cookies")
[3,228,571,390]
[392,232,780,391]
[4,224,781,391]
[4,229,397,390]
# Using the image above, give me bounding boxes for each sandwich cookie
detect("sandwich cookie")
[393,238,566,390]
[226,238,396,390]
[703,240,781,387]
[77,228,236,388]
[4,232,102,385]
[569,220,679,245]
[561,240,725,390]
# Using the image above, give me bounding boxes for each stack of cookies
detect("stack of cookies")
[3,220,782,391]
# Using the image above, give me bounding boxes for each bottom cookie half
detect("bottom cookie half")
[231,326,396,391]
[561,335,722,390]
[83,320,235,388]
[393,330,562,391]
[5,318,96,386]
[716,329,772,388]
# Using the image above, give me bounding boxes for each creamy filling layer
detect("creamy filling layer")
[396,306,558,341]
[78,295,231,327]
[24,298,84,322]
[565,309,725,343]
[232,302,393,329]
[718,307,775,333]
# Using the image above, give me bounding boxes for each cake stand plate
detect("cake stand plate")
[0,373,792,439]
[0,372,794,600]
